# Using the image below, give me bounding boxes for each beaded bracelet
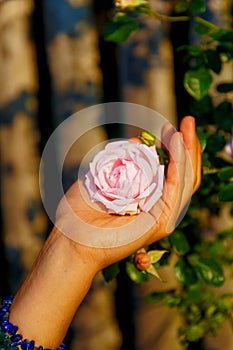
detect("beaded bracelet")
[0,296,67,350]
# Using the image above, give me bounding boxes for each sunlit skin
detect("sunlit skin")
[9,116,201,348]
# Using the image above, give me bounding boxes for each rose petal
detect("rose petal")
[85,140,164,215]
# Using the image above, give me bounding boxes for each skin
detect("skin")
[9,116,201,349]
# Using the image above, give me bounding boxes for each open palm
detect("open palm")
[55,116,201,270]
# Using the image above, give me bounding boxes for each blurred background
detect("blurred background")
[0,1,232,349]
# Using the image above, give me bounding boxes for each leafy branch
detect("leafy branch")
[105,0,221,44]
[103,0,233,347]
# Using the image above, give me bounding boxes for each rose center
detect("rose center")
[105,159,144,198]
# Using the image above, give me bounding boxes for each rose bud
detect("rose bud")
[139,130,156,146]
[134,252,151,271]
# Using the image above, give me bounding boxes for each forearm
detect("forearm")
[9,227,98,348]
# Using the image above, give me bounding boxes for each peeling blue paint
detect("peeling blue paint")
[43,0,94,43]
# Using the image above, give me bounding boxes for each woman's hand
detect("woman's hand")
[55,116,202,272]
[9,116,201,348]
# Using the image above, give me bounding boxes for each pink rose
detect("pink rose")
[85,140,164,215]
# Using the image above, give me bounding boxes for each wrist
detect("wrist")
[51,225,102,275]
[8,226,98,348]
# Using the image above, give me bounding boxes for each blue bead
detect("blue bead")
[1,319,13,333]
[3,296,11,303]
[11,340,23,347]
[37,346,44,350]
[3,296,13,306]
[29,340,35,350]
[21,340,35,350]
[9,325,18,336]
[7,296,13,303]
[21,341,27,350]
[0,307,9,319]
[10,334,22,342]
[0,309,7,318]
[57,343,67,350]
[0,306,8,313]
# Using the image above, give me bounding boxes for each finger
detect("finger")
[180,116,201,192]
[194,138,202,192]
[161,122,176,150]
[161,132,186,233]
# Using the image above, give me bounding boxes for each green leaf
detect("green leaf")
[187,304,202,324]
[184,68,213,100]
[217,294,233,312]
[189,0,206,13]
[203,290,215,305]
[145,290,169,304]
[209,312,225,330]
[186,322,206,342]
[190,95,213,125]
[196,129,207,152]
[166,295,182,308]
[169,230,190,255]
[187,44,202,56]
[174,258,197,286]
[217,83,233,93]
[217,43,233,60]
[175,1,189,13]
[206,133,226,153]
[187,284,204,303]
[104,14,139,43]
[218,166,233,181]
[203,50,222,74]
[213,101,233,132]
[159,237,171,249]
[211,28,233,43]
[188,255,225,287]
[148,250,167,264]
[126,261,149,283]
[194,23,212,36]
[218,227,233,240]
[219,182,233,202]
[177,44,202,56]
[206,304,217,318]
[102,262,120,282]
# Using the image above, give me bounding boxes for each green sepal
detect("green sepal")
[139,130,156,146]
[156,147,169,165]
[146,264,163,281]
[148,249,167,263]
